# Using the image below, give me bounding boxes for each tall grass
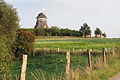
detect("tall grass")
[30,56,120,80]
[10,48,120,80]
[28,47,120,80]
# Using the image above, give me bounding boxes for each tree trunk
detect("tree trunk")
[100,34,102,38]
[95,34,98,38]
[90,34,92,38]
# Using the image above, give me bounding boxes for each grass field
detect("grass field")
[12,54,88,80]
[34,37,120,50]
[12,37,120,80]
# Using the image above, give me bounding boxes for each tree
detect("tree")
[79,26,85,37]
[45,28,52,36]
[60,28,72,36]
[94,28,102,37]
[79,23,91,37]
[0,0,19,78]
[0,1,19,47]
[71,30,80,37]
[50,26,60,36]
[34,27,45,36]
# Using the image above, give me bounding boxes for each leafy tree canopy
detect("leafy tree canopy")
[94,28,102,35]
[0,0,19,78]
[79,23,91,37]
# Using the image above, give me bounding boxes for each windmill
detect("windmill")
[34,8,48,28]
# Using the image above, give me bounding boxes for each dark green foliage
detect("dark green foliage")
[33,26,81,37]
[34,28,41,36]
[34,27,45,36]
[49,26,60,36]
[79,23,91,37]
[0,36,11,76]
[0,0,19,48]
[60,28,72,36]
[20,28,35,33]
[94,28,102,35]
[0,0,19,78]
[13,30,35,59]
[45,28,52,36]
[71,30,81,37]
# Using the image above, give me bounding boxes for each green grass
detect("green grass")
[34,38,120,50]
[11,54,88,80]
[66,56,120,80]
[85,56,120,80]
[11,54,120,80]
[11,38,120,80]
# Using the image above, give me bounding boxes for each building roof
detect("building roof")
[36,13,47,18]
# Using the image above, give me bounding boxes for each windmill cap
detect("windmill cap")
[37,13,47,18]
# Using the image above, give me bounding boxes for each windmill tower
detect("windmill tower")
[34,8,48,28]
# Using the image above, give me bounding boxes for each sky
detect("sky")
[5,0,120,38]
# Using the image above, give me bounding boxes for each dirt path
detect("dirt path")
[109,73,120,80]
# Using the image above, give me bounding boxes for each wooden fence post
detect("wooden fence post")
[43,48,46,54]
[103,48,106,65]
[57,48,60,53]
[112,47,115,56]
[87,49,92,69]
[20,55,28,80]
[43,48,46,51]
[72,48,74,55]
[66,51,70,80]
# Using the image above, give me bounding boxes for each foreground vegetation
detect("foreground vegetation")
[12,53,88,80]
[69,55,120,80]
[11,47,120,80]
[0,0,19,78]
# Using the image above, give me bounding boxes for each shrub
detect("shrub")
[34,26,81,37]
[45,28,52,36]
[50,26,60,36]
[34,27,45,36]
[12,30,35,59]
[20,28,35,33]
[0,0,19,78]
[0,36,12,78]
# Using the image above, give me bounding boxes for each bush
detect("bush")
[12,30,35,59]
[20,28,35,33]
[60,28,71,36]
[0,0,19,78]
[45,28,52,36]
[34,26,81,37]
[34,27,45,36]
[0,36,12,78]
[50,26,60,36]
